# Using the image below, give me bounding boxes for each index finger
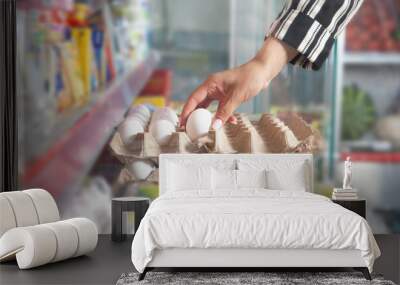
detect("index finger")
[179,83,208,127]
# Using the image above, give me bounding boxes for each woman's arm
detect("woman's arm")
[269,0,364,70]
[180,37,297,128]
[180,0,365,128]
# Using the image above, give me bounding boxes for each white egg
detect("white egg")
[127,105,151,128]
[150,107,178,126]
[118,117,144,145]
[128,105,151,121]
[127,113,150,129]
[149,119,176,146]
[185,108,212,141]
[143,104,156,112]
[127,159,154,180]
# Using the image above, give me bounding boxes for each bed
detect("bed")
[131,154,380,281]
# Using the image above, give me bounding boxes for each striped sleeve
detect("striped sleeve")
[268,0,364,70]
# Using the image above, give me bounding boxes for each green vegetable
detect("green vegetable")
[341,85,376,140]
[138,183,159,200]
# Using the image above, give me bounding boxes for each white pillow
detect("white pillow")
[167,163,212,191]
[212,168,237,190]
[266,165,307,191]
[237,159,309,191]
[236,169,267,189]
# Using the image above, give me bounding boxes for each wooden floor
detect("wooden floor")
[0,235,398,285]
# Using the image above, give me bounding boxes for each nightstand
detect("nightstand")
[112,197,150,242]
[332,199,366,218]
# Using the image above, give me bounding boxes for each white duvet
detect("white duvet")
[131,190,380,273]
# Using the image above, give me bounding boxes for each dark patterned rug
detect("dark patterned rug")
[116,271,396,285]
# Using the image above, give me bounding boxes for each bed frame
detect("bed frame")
[138,154,372,281]
[140,248,371,280]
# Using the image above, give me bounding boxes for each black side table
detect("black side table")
[112,197,150,242]
[332,199,366,219]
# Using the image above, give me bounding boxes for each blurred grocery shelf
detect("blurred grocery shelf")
[341,152,400,163]
[22,51,160,198]
[335,0,400,234]
[344,52,400,65]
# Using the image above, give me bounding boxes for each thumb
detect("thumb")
[212,99,238,130]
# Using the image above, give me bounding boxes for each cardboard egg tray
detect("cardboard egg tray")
[110,112,322,164]
[110,112,322,183]
[202,113,322,154]
[109,128,204,163]
[117,168,159,184]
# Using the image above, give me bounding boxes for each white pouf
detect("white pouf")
[0,189,98,269]
[0,218,98,269]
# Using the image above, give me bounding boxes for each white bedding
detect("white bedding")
[131,190,380,273]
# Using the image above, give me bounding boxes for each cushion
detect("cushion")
[23,189,60,224]
[0,226,57,269]
[42,221,79,262]
[64,218,98,257]
[237,158,310,191]
[0,196,17,237]
[0,192,39,227]
[160,155,238,195]
[267,168,307,191]
[236,169,267,189]
[0,189,59,232]
[212,168,237,190]
[166,163,212,191]
[212,168,267,191]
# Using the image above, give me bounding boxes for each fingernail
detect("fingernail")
[212,119,222,130]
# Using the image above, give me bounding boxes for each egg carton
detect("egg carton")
[109,128,205,163]
[279,112,324,153]
[117,168,159,184]
[110,112,322,165]
[203,113,322,154]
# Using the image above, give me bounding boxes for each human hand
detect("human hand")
[179,37,297,130]
[180,59,270,129]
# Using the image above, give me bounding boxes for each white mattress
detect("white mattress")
[131,190,380,273]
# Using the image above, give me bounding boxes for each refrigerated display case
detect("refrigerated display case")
[17,0,158,233]
[335,0,400,233]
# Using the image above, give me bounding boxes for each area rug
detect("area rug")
[116,272,396,285]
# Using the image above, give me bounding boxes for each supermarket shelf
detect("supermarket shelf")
[23,52,160,198]
[344,52,400,65]
[341,152,400,163]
